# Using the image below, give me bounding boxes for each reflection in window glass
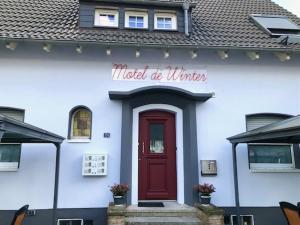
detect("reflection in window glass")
[0,144,21,163]
[150,124,164,153]
[249,145,292,164]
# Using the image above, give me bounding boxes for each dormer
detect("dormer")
[79,0,196,35]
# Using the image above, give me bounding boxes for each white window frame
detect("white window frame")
[154,12,177,30]
[125,11,148,29]
[94,9,119,27]
[248,143,295,170]
[0,143,21,172]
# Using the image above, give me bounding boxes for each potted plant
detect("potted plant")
[194,183,216,205]
[110,184,129,206]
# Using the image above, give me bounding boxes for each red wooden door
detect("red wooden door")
[138,111,177,200]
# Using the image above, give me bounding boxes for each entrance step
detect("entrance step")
[126,205,198,217]
[125,216,202,225]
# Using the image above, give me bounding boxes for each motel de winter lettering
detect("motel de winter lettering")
[112,64,208,82]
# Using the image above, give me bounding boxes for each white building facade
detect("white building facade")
[0,0,300,225]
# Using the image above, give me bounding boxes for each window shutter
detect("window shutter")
[246,115,288,131]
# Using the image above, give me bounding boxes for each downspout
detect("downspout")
[183,1,190,36]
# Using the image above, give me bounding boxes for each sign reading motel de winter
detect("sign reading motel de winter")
[112,64,208,83]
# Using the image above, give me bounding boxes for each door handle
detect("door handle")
[142,142,145,154]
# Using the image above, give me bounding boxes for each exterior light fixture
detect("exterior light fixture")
[106,47,111,56]
[246,51,260,60]
[275,52,291,62]
[42,43,52,53]
[163,49,170,59]
[190,50,198,59]
[76,45,82,54]
[217,50,229,60]
[136,49,141,58]
[5,42,17,51]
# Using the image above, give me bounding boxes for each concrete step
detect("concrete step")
[125,216,202,225]
[126,204,198,217]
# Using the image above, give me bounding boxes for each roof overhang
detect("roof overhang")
[0,115,64,144]
[227,115,300,144]
[109,85,214,101]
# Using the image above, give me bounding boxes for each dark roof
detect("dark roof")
[0,0,300,50]
[227,115,300,144]
[109,85,214,101]
[0,114,64,144]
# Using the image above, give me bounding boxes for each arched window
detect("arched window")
[69,106,92,140]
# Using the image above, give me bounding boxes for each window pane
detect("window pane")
[99,14,116,26]
[129,16,136,22]
[165,23,172,29]
[137,17,144,23]
[157,23,164,29]
[150,124,164,153]
[137,22,144,28]
[165,18,172,23]
[129,21,136,28]
[0,144,21,162]
[72,109,91,138]
[249,145,292,164]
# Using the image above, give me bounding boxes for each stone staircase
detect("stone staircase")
[107,202,224,225]
[125,203,202,225]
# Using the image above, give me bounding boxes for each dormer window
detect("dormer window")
[94,9,119,27]
[154,12,177,30]
[125,11,148,29]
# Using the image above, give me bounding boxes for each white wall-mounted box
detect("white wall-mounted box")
[230,215,254,225]
[82,153,108,176]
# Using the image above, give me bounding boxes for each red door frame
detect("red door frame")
[138,110,177,200]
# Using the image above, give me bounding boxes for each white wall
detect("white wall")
[0,43,299,209]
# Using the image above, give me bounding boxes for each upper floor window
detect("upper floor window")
[154,12,177,30]
[125,11,148,29]
[94,9,119,27]
[69,107,92,140]
[246,113,298,171]
[0,107,24,171]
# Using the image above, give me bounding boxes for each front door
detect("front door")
[138,111,177,200]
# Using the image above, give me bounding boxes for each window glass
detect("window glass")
[0,108,24,171]
[128,16,144,28]
[94,9,118,27]
[71,108,92,139]
[155,13,177,30]
[0,145,21,162]
[249,145,292,164]
[150,124,164,154]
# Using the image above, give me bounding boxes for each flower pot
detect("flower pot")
[200,195,211,205]
[113,195,125,206]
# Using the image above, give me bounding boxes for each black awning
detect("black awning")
[227,115,300,144]
[109,85,214,102]
[0,114,64,144]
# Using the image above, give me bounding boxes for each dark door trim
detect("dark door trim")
[117,90,202,206]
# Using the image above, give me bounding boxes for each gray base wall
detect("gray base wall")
[222,207,286,225]
[0,208,107,225]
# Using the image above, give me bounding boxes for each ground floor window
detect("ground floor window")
[248,144,295,169]
[0,107,24,171]
[245,113,298,171]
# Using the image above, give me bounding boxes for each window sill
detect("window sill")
[67,139,91,143]
[0,162,19,172]
[250,168,300,173]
